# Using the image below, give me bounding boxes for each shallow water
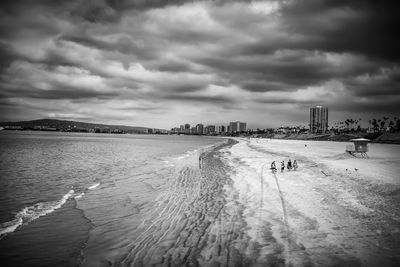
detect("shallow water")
[0,131,222,266]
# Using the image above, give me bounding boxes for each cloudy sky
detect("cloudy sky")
[0,0,399,129]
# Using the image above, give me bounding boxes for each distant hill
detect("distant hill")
[0,119,165,133]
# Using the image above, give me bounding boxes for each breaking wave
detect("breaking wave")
[0,189,74,238]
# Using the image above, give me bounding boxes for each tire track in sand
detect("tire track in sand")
[271,171,292,257]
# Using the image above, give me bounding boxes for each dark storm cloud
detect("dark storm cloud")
[239,80,288,92]
[0,84,118,100]
[147,60,194,73]
[71,0,199,22]
[116,106,165,111]
[164,93,234,104]
[330,96,400,115]
[72,0,256,22]
[197,54,331,89]
[63,34,160,60]
[0,42,16,72]
[279,0,400,62]
[346,67,400,97]
[254,97,319,105]
[165,83,207,93]
[0,0,399,126]
[196,51,380,92]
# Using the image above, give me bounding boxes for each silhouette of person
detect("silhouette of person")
[271,161,276,172]
[199,156,202,169]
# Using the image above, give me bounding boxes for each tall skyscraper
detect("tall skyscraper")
[184,124,190,133]
[196,124,204,135]
[309,106,328,133]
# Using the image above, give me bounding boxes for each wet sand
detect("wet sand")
[119,139,259,266]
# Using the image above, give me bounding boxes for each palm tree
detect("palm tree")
[344,119,349,131]
[380,120,386,131]
[350,118,355,131]
[389,120,394,131]
[396,118,400,132]
[372,118,378,132]
[354,119,359,132]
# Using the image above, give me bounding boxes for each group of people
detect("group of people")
[270,159,298,172]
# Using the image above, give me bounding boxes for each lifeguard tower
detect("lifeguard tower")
[346,138,370,158]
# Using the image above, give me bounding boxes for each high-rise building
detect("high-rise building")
[205,125,215,135]
[229,121,247,133]
[309,106,328,133]
[196,124,204,135]
[184,124,190,133]
[216,125,225,134]
[239,122,246,132]
[229,122,237,132]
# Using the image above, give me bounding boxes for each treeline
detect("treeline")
[333,117,400,133]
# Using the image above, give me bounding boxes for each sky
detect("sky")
[0,0,399,129]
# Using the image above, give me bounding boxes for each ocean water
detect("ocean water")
[0,131,224,266]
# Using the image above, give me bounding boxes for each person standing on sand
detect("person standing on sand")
[281,161,285,172]
[287,159,292,170]
[271,161,276,172]
[293,160,298,170]
[199,155,202,169]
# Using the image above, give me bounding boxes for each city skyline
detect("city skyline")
[0,1,399,129]
[171,121,246,134]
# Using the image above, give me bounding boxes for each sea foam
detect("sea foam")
[74,192,85,199]
[88,183,100,190]
[0,189,74,238]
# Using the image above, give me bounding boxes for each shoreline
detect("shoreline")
[118,138,245,266]
[2,130,399,145]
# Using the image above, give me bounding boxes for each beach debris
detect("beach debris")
[321,171,330,176]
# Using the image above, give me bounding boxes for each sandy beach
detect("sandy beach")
[220,138,400,266]
[112,137,400,266]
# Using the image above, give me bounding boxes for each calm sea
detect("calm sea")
[0,131,222,266]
